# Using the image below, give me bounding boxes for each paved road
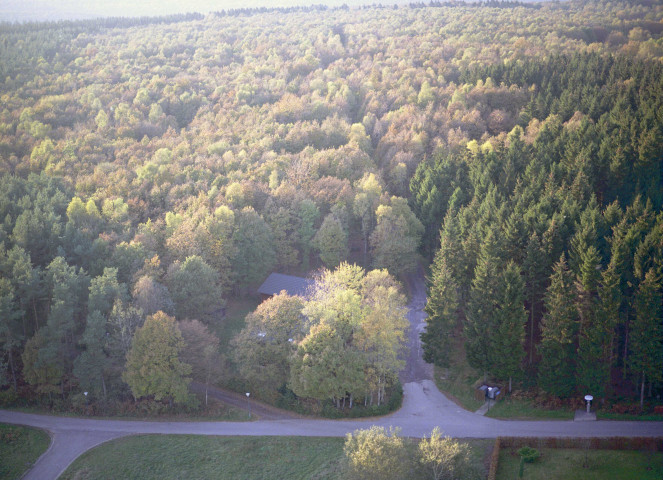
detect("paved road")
[2,269,663,479]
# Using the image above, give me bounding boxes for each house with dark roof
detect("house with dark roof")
[257,273,313,301]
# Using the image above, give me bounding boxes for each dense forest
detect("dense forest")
[0,0,661,413]
[419,52,663,407]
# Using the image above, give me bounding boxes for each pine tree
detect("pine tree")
[0,279,23,390]
[73,311,109,399]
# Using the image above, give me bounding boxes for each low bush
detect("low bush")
[517,446,540,463]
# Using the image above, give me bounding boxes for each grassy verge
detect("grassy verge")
[597,411,663,422]
[59,435,493,480]
[496,447,663,480]
[486,397,574,420]
[0,424,51,480]
[433,336,485,412]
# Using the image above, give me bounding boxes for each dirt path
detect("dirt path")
[190,382,299,420]
[399,266,434,384]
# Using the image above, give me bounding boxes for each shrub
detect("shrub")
[517,446,540,463]
[344,426,410,480]
[418,427,473,480]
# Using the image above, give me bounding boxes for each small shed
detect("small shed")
[257,273,313,301]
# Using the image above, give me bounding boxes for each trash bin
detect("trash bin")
[487,387,500,400]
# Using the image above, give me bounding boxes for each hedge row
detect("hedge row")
[487,436,663,479]
[487,438,501,480]
[498,436,663,451]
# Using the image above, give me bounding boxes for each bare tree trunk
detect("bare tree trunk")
[8,351,17,391]
[33,299,39,331]
[509,376,512,394]
[101,374,107,400]
[205,368,210,406]
[640,371,645,411]
[349,393,353,409]
[529,304,534,364]
[623,309,629,380]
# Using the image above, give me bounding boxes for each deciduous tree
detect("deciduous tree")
[344,426,408,480]
[122,311,192,406]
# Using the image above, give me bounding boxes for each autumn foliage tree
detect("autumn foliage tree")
[122,311,192,406]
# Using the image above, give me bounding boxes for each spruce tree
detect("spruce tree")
[630,269,663,409]
[575,244,604,396]
[523,233,548,364]
[491,261,527,392]
[538,255,578,397]
[465,230,503,380]
[422,244,458,367]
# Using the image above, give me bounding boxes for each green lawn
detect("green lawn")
[0,424,51,480]
[486,397,574,420]
[61,435,346,480]
[59,435,493,480]
[496,447,663,480]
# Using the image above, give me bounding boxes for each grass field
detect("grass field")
[485,397,574,420]
[61,435,347,480]
[496,447,663,480]
[59,435,493,480]
[0,424,51,480]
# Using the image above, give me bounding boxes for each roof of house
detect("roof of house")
[257,273,314,297]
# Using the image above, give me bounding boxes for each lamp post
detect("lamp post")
[246,392,251,419]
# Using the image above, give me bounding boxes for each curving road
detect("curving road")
[2,269,663,479]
